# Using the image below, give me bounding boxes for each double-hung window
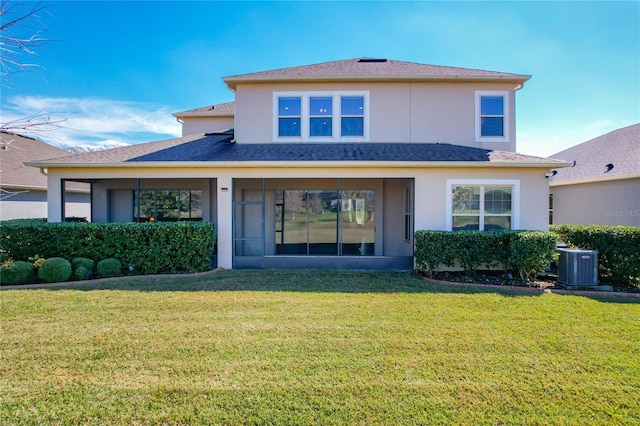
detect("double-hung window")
[274,91,369,142]
[341,96,364,136]
[278,97,301,137]
[446,179,519,231]
[475,91,509,142]
[309,97,333,136]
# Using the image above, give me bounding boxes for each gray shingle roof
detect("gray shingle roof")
[173,101,234,118]
[0,132,86,190]
[25,131,564,167]
[548,123,640,184]
[223,58,531,89]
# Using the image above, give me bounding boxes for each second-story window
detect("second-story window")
[475,90,509,142]
[309,97,333,137]
[274,91,369,142]
[341,96,364,136]
[480,96,504,136]
[278,97,301,137]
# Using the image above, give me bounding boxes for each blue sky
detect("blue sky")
[2,0,638,156]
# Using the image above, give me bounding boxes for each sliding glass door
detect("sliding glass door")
[275,189,374,256]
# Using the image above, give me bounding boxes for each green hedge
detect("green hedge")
[0,221,216,275]
[415,230,557,283]
[551,225,640,287]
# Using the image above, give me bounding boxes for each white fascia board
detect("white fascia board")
[0,184,46,191]
[549,173,640,187]
[224,75,531,90]
[26,160,571,169]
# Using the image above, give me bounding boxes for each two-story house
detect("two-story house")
[27,58,566,269]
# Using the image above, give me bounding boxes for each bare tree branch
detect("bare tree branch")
[0,1,66,135]
[0,187,30,201]
[0,0,52,85]
[0,108,70,137]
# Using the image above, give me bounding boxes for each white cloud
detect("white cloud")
[1,95,181,148]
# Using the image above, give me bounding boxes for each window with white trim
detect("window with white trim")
[446,180,520,231]
[278,97,301,137]
[475,91,509,142]
[273,91,369,142]
[341,96,364,137]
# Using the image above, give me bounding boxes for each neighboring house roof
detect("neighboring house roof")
[0,131,87,191]
[548,123,640,185]
[26,131,565,169]
[173,101,235,118]
[223,58,531,89]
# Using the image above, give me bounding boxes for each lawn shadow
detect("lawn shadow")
[8,269,639,303]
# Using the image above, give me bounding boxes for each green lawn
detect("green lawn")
[2,270,639,425]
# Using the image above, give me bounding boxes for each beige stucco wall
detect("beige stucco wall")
[0,189,90,221]
[233,81,518,151]
[46,165,550,268]
[181,117,235,136]
[551,178,640,226]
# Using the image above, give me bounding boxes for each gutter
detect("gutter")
[223,74,532,91]
[1,183,90,194]
[25,160,569,170]
[550,173,640,187]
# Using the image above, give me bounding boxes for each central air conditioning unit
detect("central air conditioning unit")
[557,248,598,286]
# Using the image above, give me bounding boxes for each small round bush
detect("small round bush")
[73,265,92,281]
[38,257,72,283]
[1,261,35,285]
[72,257,95,272]
[97,258,122,278]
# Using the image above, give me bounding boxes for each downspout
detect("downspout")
[135,178,141,222]
[513,83,525,152]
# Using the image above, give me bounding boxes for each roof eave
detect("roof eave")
[223,74,532,90]
[26,160,566,169]
[173,112,234,118]
[0,183,47,191]
[550,173,640,187]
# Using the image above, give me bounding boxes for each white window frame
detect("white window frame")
[273,91,370,142]
[445,179,520,231]
[475,90,509,143]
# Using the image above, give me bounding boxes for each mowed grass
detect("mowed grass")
[2,270,639,425]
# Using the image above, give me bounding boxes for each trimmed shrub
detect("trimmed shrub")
[551,225,640,287]
[0,221,216,275]
[73,265,92,281]
[509,231,558,283]
[97,258,122,278]
[414,231,456,278]
[1,260,35,285]
[72,257,96,272]
[38,257,72,283]
[415,229,558,282]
